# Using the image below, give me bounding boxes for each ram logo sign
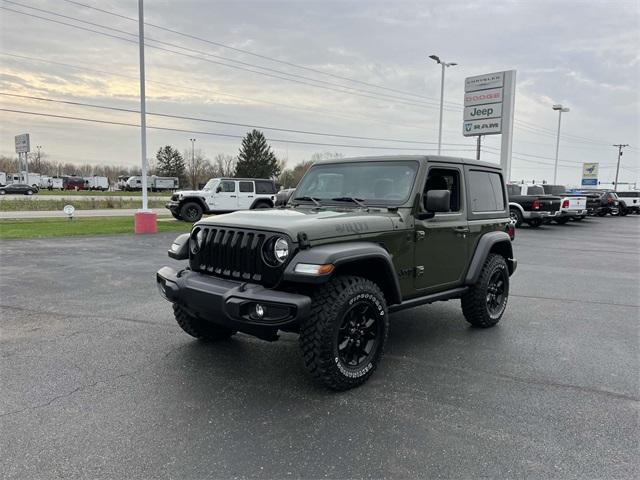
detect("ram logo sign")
[463,119,502,135]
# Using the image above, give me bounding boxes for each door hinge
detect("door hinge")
[415,266,424,277]
[416,230,426,240]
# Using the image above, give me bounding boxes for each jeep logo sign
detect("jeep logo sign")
[464,103,503,121]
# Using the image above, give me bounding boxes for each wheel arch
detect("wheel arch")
[250,198,274,209]
[284,242,402,305]
[464,231,515,285]
[509,202,524,214]
[179,196,208,211]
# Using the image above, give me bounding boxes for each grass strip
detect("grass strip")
[0,199,167,211]
[0,216,192,240]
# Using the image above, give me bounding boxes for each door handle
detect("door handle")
[230,195,236,198]
[247,195,254,198]
[453,227,470,233]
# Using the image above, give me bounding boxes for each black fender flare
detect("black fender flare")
[283,242,402,305]
[464,231,515,285]
[250,198,274,209]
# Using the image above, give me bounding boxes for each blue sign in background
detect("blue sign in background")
[581,179,598,186]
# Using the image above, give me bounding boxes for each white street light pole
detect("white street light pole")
[138,0,149,211]
[429,54,457,155]
[552,104,570,184]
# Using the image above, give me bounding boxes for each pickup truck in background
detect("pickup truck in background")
[541,184,588,223]
[570,189,621,216]
[507,183,562,228]
[615,191,640,215]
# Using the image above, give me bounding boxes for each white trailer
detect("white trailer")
[40,176,64,190]
[85,175,110,191]
[125,175,178,191]
[0,172,6,185]
[10,172,41,187]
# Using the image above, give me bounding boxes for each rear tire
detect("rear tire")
[173,304,236,341]
[509,208,523,227]
[180,201,203,222]
[252,201,271,209]
[461,254,509,328]
[572,216,584,222]
[554,217,570,224]
[299,275,388,391]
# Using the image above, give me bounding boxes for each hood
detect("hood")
[198,207,400,241]
[176,190,204,197]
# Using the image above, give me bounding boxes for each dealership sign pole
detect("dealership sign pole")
[15,133,30,184]
[463,70,516,179]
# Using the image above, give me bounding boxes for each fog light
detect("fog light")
[255,304,265,318]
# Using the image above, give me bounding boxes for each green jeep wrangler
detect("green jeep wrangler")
[157,155,517,390]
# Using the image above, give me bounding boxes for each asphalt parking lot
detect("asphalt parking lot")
[1,217,638,479]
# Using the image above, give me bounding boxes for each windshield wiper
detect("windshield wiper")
[331,196,368,209]
[292,196,322,207]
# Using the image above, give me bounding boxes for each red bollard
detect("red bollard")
[134,210,157,234]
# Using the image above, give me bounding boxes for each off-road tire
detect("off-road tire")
[461,254,509,328]
[299,275,389,391]
[180,201,203,222]
[572,216,584,222]
[554,217,570,224]
[173,304,236,341]
[170,211,182,221]
[509,208,523,227]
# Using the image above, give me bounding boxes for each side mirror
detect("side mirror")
[425,189,451,213]
[216,186,222,193]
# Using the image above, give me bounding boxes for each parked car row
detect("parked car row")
[506,183,639,227]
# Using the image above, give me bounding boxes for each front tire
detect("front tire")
[299,275,388,391]
[173,304,236,341]
[461,254,509,328]
[180,201,203,222]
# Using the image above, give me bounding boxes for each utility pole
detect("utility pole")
[428,55,457,155]
[190,138,196,188]
[612,144,629,189]
[552,104,570,184]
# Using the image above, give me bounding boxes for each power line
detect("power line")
[2,4,459,113]
[0,92,475,146]
[0,107,481,152]
[58,0,459,107]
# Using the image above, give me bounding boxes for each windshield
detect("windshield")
[202,179,218,191]
[294,161,418,205]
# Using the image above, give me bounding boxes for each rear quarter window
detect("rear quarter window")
[468,170,505,212]
[255,180,276,194]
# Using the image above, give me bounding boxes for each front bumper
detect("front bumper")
[165,200,180,212]
[156,266,311,333]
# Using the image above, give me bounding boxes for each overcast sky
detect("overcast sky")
[1,0,638,186]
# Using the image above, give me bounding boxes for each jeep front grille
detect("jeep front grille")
[190,227,286,286]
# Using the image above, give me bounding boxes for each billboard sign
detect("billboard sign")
[15,133,30,153]
[581,162,599,187]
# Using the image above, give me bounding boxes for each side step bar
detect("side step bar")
[388,287,468,313]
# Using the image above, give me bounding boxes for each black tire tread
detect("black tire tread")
[173,304,236,341]
[299,275,388,391]
[461,253,509,328]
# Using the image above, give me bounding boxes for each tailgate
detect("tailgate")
[567,196,586,210]
[539,197,561,212]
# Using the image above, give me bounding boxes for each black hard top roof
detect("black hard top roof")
[314,154,503,170]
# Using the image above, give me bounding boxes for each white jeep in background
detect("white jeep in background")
[166,177,277,222]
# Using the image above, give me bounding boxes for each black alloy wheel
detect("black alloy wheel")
[335,301,382,370]
[486,269,508,319]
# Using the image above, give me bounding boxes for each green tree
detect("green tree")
[234,130,280,179]
[156,146,187,186]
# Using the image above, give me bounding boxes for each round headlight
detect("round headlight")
[273,237,289,263]
[190,228,204,253]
